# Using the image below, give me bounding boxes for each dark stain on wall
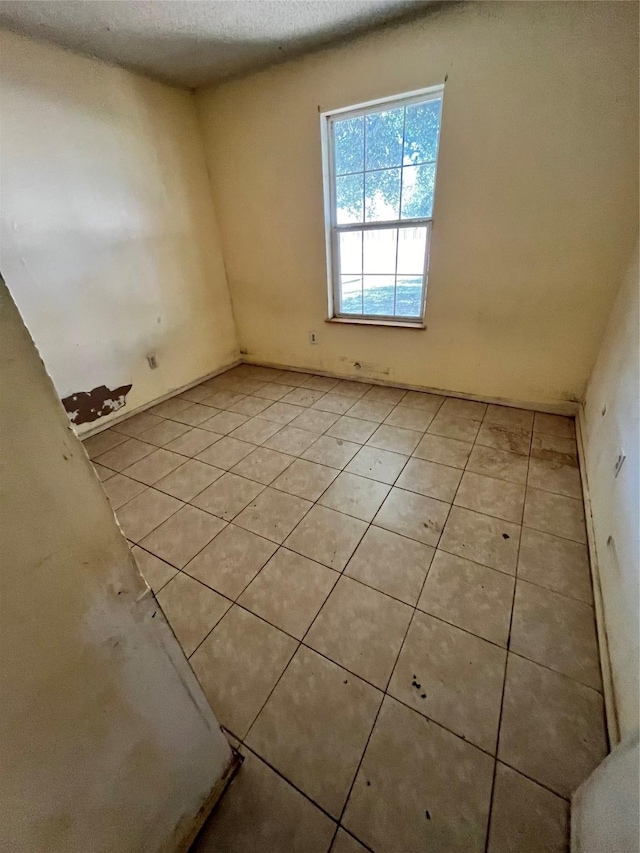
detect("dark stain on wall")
[62,384,132,426]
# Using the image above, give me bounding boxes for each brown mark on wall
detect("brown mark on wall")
[62,384,132,426]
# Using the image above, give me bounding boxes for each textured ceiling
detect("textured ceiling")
[0,0,428,88]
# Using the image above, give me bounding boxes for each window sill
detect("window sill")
[325,317,426,330]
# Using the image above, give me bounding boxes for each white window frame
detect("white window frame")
[320,85,444,326]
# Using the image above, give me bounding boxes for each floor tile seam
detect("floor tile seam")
[510,573,595,608]
[483,427,533,851]
[118,495,185,546]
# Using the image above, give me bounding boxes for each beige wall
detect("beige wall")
[197,1,638,407]
[0,30,239,435]
[579,246,639,743]
[0,277,233,852]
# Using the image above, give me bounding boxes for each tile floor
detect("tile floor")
[86,364,608,853]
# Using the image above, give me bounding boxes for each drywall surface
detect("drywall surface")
[198,1,639,406]
[0,29,239,434]
[580,246,639,742]
[0,277,233,851]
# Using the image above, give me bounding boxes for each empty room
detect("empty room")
[1,1,638,851]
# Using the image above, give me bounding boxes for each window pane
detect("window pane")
[365,169,400,221]
[338,231,362,274]
[403,100,441,165]
[395,276,423,317]
[334,117,364,175]
[363,275,395,315]
[401,163,436,219]
[363,228,397,275]
[396,227,427,275]
[365,108,404,170]
[336,173,364,224]
[340,276,363,314]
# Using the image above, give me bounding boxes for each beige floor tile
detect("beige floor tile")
[498,654,606,798]
[523,488,586,543]
[285,505,367,570]
[164,427,221,457]
[231,446,294,485]
[140,505,226,568]
[103,473,147,510]
[115,488,183,542]
[312,393,356,415]
[389,611,506,752]
[92,462,115,482]
[234,488,312,543]
[475,423,531,455]
[400,390,445,412]
[439,397,487,420]
[201,375,234,392]
[95,437,156,471]
[396,458,462,503]
[122,448,186,485]
[184,523,278,598]
[131,545,177,593]
[518,528,592,604]
[384,404,434,431]
[263,425,318,456]
[191,606,297,738]
[428,412,481,443]
[288,408,340,434]
[373,488,450,546]
[302,435,361,469]
[225,378,266,395]
[168,403,217,427]
[331,380,372,398]
[138,419,192,447]
[306,576,412,689]
[271,458,339,501]
[196,436,255,470]
[413,433,473,469]
[484,405,534,433]
[239,548,338,639]
[347,399,395,423]
[466,445,529,484]
[111,412,164,438]
[193,749,336,853]
[229,395,271,417]
[149,397,191,418]
[331,829,368,853]
[274,371,313,387]
[302,375,340,392]
[259,401,303,425]
[346,526,435,605]
[200,410,249,435]
[531,432,578,463]
[319,472,390,522]
[246,645,382,818]
[510,580,601,689]
[345,445,408,484]
[179,384,217,404]
[157,573,230,656]
[204,391,247,410]
[454,472,525,523]
[253,382,295,401]
[191,472,264,521]
[439,506,520,575]
[418,551,514,646]
[155,459,224,501]
[228,417,282,445]
[343,696,494,853]
[326,415,378,444]
[367,424,422,454]
[533,413,575,438]
[487,763,569,853]
[362,385,407,405]
[281,388,325,408]
[528,456,582,499]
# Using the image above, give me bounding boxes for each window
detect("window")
[321,86,443,325]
